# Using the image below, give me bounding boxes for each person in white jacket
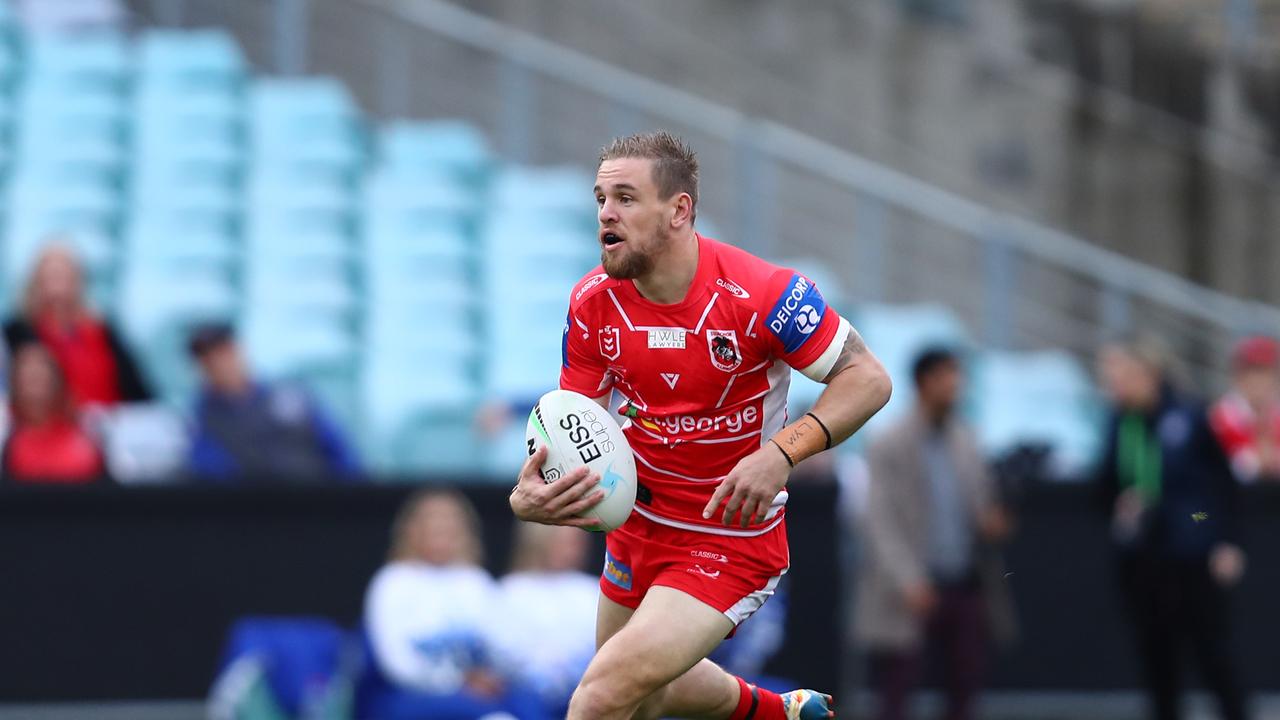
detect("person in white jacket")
[363,490,547,720]
[495,523,600,716]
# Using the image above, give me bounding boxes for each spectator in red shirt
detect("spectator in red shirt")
[3,244,151,408]
[2,342,105,484]
[1210,336,1280,483]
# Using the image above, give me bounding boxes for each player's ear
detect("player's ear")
[670,192,694,229]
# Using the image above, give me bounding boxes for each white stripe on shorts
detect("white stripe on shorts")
[723,567,788,626]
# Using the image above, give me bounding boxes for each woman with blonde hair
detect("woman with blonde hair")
[3,244,151,406]
[361,489,548,720]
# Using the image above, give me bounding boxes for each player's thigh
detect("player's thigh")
[596,591,635,649]
[583,585,734,694]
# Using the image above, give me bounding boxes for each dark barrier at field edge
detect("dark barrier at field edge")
[0,482,1276,702]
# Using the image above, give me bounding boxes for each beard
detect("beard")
[601,230,665,280]
[602,246,654,279]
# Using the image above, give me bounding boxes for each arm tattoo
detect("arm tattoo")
[821,327,869,383]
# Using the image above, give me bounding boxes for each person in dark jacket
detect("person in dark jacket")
[1096,337,1249,720]
[3,244,151,406]
[186,323,359,482]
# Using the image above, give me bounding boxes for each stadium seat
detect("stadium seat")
[25,31,132,91]
[379,120,492,187]
[136,29,245,89]
[971,350,1102,477]
[855,303,971,436]
[249,77,364,151]
[360,336,482,472]
[117,267,238,402]
[491,165,592,213]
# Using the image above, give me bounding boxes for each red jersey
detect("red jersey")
[1210,391,1280,482]
[560,235,849,536]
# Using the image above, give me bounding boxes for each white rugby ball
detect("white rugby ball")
[525,389,637,532]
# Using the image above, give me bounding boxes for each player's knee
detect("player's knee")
[571,659,668,717]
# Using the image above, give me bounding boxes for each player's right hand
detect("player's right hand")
[509,445,607,528]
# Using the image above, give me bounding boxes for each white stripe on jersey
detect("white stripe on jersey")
[634,504,785,537]
[689,430,763,445]
[606,289,636,330]
[691,293,719,334]
[759,359,791,447]
[605,288,722,334]
[633,451,722,483]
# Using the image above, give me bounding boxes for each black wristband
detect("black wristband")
[805,412,833,450]
[770,439,795,468]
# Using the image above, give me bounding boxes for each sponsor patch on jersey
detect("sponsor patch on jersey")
[599,325,621,361]
[706,329,742,372]
[647,328,686,349]
[602,550,633,591]
[768,273,827,354]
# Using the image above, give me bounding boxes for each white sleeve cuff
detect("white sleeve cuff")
[799,316,852,382]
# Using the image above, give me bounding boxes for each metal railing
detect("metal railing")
[139,0,1280,389]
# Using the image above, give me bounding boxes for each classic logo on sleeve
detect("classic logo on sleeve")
[768,273,827,354]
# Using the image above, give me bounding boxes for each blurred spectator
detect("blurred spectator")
[857,347,1015,720]
[362,490,548,720]
[1210,336,1280,483]
[3,245,152,407]
[1096,337,1249,720]
[186,323,359,482]
[2,343,105,484]
[494,523,598,717]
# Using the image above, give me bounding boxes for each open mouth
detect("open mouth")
[601,232,625,248]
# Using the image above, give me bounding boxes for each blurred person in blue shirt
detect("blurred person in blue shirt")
[494,522,600,718]
[186,323,359,482]
[362,490,548,720]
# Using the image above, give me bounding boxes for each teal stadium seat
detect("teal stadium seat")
[379,120,492,188]
[25,32,131,92]
[249,78,364,180]
[117,266,238,402]
[361,353,480,475]
[136,29,245,90]
[124,221,237,270]
[855,303,971,436]
[971,350,1102,477]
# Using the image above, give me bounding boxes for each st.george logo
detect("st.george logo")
[599,325,621,361]
[705,329,742,372]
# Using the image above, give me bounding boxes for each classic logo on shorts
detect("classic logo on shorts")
[705,329,741,372]
[603,550,633,590]
[599,325,621,361]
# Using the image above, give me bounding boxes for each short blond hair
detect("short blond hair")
[599,131,699,213]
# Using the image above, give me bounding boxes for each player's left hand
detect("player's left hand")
[702,445,792,528]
